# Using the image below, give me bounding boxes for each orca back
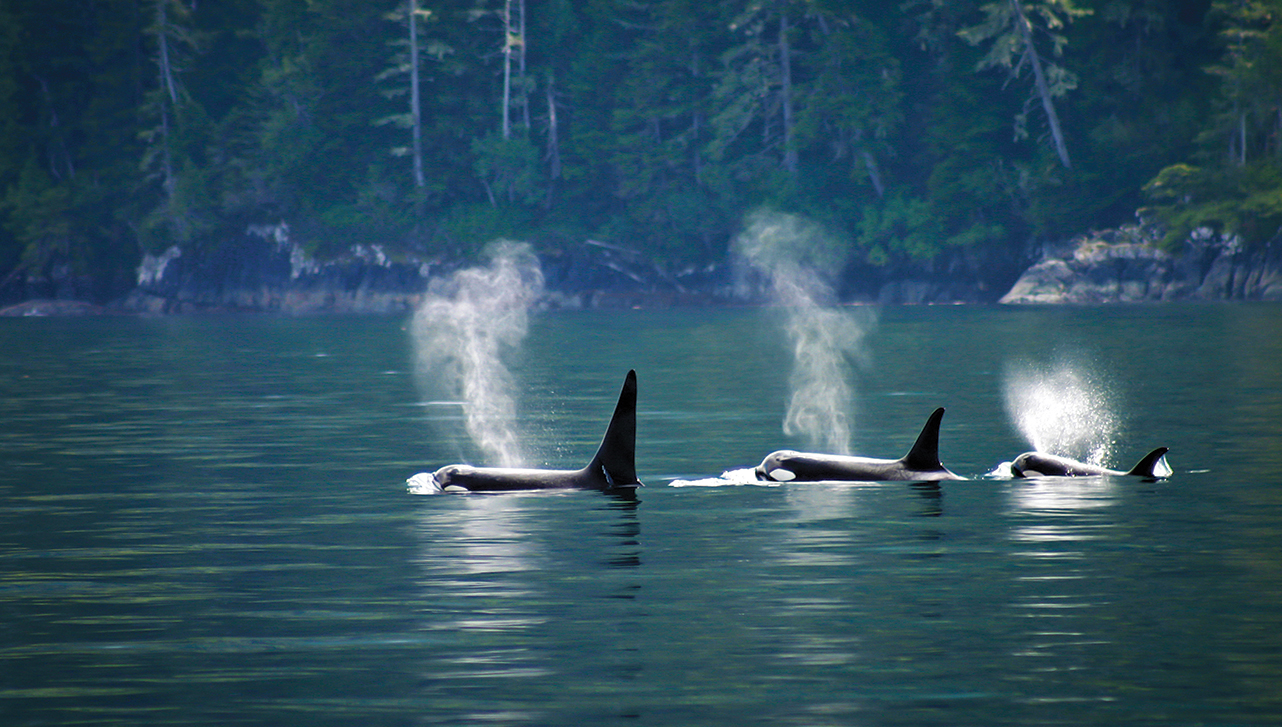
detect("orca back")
[585,369,640,488]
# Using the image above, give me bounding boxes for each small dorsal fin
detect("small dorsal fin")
[1126,447,1171,478]
[900,407,947,472]
[585,370,640,487]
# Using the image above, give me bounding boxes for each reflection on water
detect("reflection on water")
[410,493,644,724]
[427,495,546,574]
[776,486,862,568]
[1007,477,1119,514]
[1001,474,1127,711]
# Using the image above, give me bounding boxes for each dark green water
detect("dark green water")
[2,305,1281,725]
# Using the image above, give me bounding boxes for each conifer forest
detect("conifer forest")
[3,0,1281,302]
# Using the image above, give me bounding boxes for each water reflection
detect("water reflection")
[753,480,950,710]
[774,485,862,570]
[410,492,643,722]
[1007,476,1119,515]
[673,468,944,519]
[427,495,544,574]
[909,482,944,518]
[1003,476,1122,706]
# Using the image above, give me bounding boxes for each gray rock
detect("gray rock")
[1002,230,1282,304]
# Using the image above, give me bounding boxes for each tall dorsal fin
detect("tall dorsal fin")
[1125,447,1170,478]
[900,407,947,472]
[585,370,640,487]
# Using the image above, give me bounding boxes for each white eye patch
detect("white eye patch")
[768,468,796,482]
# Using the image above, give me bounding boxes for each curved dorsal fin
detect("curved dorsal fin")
[585,370,639,487]
[900,407,947,472]
[1125,447,1170,478]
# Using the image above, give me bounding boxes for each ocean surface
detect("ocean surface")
[2,304,1281,725]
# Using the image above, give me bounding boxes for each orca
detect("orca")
[755,407,962,483]
[1010,447,1171,479]
[408,370,642,494]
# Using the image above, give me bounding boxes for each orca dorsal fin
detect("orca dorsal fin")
[900,407,948,472]
[585,370,640,487]
[1126,447,1171,478]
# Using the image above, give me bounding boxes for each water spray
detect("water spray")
[734,210,875,455]
[411,241,544,467]
[1001,354,1121,466]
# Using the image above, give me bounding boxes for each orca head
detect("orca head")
[431,464,479,492]
[1010,452,1067,478]
[755,450,800,482]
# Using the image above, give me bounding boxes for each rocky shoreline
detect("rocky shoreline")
[999,226,1282,304]
[3,224,1280,317]
[105,224,740,316]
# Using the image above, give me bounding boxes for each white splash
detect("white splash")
[734,210,874,455]
[669,468,773,487]
[411,241,544,468]
[1002,354,1121,466]
[406,471,443,494]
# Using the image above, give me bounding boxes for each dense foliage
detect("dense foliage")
[2,0,1278,301]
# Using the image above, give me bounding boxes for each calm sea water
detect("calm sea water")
[2,304,1281,726]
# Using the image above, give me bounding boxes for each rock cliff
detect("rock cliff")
[122,224,433,314]
[1000,227,1282,304]
[119,223,731,314]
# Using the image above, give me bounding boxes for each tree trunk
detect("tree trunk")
[1239,109,1247,166]
[502,0,517,141]
[154,0,176,197]
[518,0,529,131]
[33,73,74,180]
[862,150,884,199]
[408,0,424,187]
[544,73,559,208]
[501,0,512,139]
[156,0,178,105]
[545,76,559,180]
[1011,0,1071,169]
[1276,107,1281,159]
[691,50,702,184]
[778,10,797,175]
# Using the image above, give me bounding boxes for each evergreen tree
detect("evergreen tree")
[138,0,210,249]
[1,0,146,300]
[376,0,453,190]
[601,0,728,259]
[1141,0,1282,250]
[958,0,1090,169]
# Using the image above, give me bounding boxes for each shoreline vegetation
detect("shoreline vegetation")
[5,1,1282,313]
[2,221,1279,316]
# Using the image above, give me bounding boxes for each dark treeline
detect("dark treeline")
[3,0,1280,303]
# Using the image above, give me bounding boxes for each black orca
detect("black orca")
[755,407,962,483]
[410,370,642,493]
[1010,447,1171,479]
